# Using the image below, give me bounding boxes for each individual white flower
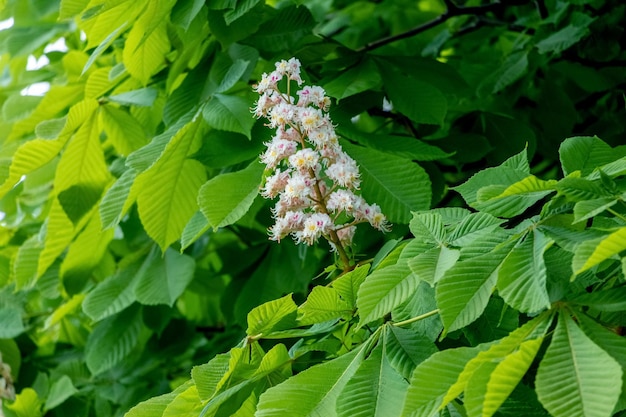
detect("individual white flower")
[297,107,324,132]
[326,154,360,188]
[288,148,319,172]
[261,168,290,199]
[326,189,358,214]
[283,173,312,203]
[260,137,297,169]
[268,102,297,129]
[295,213,332,245]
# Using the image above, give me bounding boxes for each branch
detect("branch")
[358,0,505,52]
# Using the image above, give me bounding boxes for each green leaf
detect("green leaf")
[408,246,460,286]
[99,168,137,229]
[535,311,622,417]
[245,5,315,53]
[409,212,446,245]
[298,286,352,326]
[573,197,618,224]
[559,136,617,177]
[570,286,626,312]
[85,304,143,375]
[180,211,210,250]
[403,346,484,417]
[473,175,557,218]
[192,354,231,401]
[134,248,196,307]
[0,307,25,338]
[100,106,148,156]
[480,51,529,95]
[497,229,552,313]
[198,160,263,230]
[125,381,193,417]
[536,23,592,55]
[357,263,419,327]
[336,343,408,417]
[331,264,369,309]
[573,227,626,274]
[343,142,431,224]
[57,183,103,224]
[135,117,206,251]
[324,59,381,101]
[202,94,255,139]
[109,88,158,107]
[122,10,170,84]
[44,375,78,411]
[3,388,43,417]
[384,325,437,380]
[447,212,504,247]
[436,244,512,334]
[379,65,447,125]
[482,338,544,417]
[246,294,297,337]
[256,346,365,417]
[83,263,140,321]
[171,0,205,30]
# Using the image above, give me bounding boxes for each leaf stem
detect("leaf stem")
[607,207,626,223]
[392,309,439,327]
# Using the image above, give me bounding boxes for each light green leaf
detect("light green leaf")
[134,248,196,306]
[408,246,460,286]
[336,343,408,417]
[44,375,78,410]
[409,212,446,245]
[482,338,544,417]
[474,175,557,218]
[162,385,204,417]
[573,197,618,224]
[331,264,369,309]
[343,142,431,224]
[99,169,137,229]
[135,117,206,251]
[357,263,419,327]
[202,94,255,139]
[180,211,210,251]
[125,381,192,417]
[3,388,43,417]
[447,212,504,247]
[85,304,143,375]
[573,227,626,274]
[256,346,365,417]
[193,354,231,401]
[246,294,297,337]
[198,160,263,230]
[436,244,513,334]
[535,311,622,417]
[100,106,148,156]
[109,88,158,107]
[298,286,352,326]
[123,18,170,84]
[497,229,552,313]
[403,346,484,417]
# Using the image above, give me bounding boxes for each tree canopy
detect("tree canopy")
[0,0,625,416]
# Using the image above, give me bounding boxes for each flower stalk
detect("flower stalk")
[253,58,390,271]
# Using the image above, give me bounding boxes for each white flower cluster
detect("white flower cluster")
[253,58,390,250]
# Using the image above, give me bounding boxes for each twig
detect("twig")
[358,0,504,52]
[392,309,440,327]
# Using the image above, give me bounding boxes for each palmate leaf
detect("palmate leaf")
[135,117,206,251]
[357,262,420,327]
[573,226,626,274]
[85,304,143,375]
[497,229,552,313]
[571,286,626,312]
[436,244,513,334]
[403,346,485,417]
[198,159,263,230]
[343,142,431,224]
[573,197,618,224]
[100,105,148,156]
[447,212,504,247]
[408,245,460,286]
[336,343,408,417]
[256,345,365,417]
[331,264,369,309]
[535,311,622,417]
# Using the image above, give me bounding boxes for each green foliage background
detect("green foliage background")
[0,0,625,416]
